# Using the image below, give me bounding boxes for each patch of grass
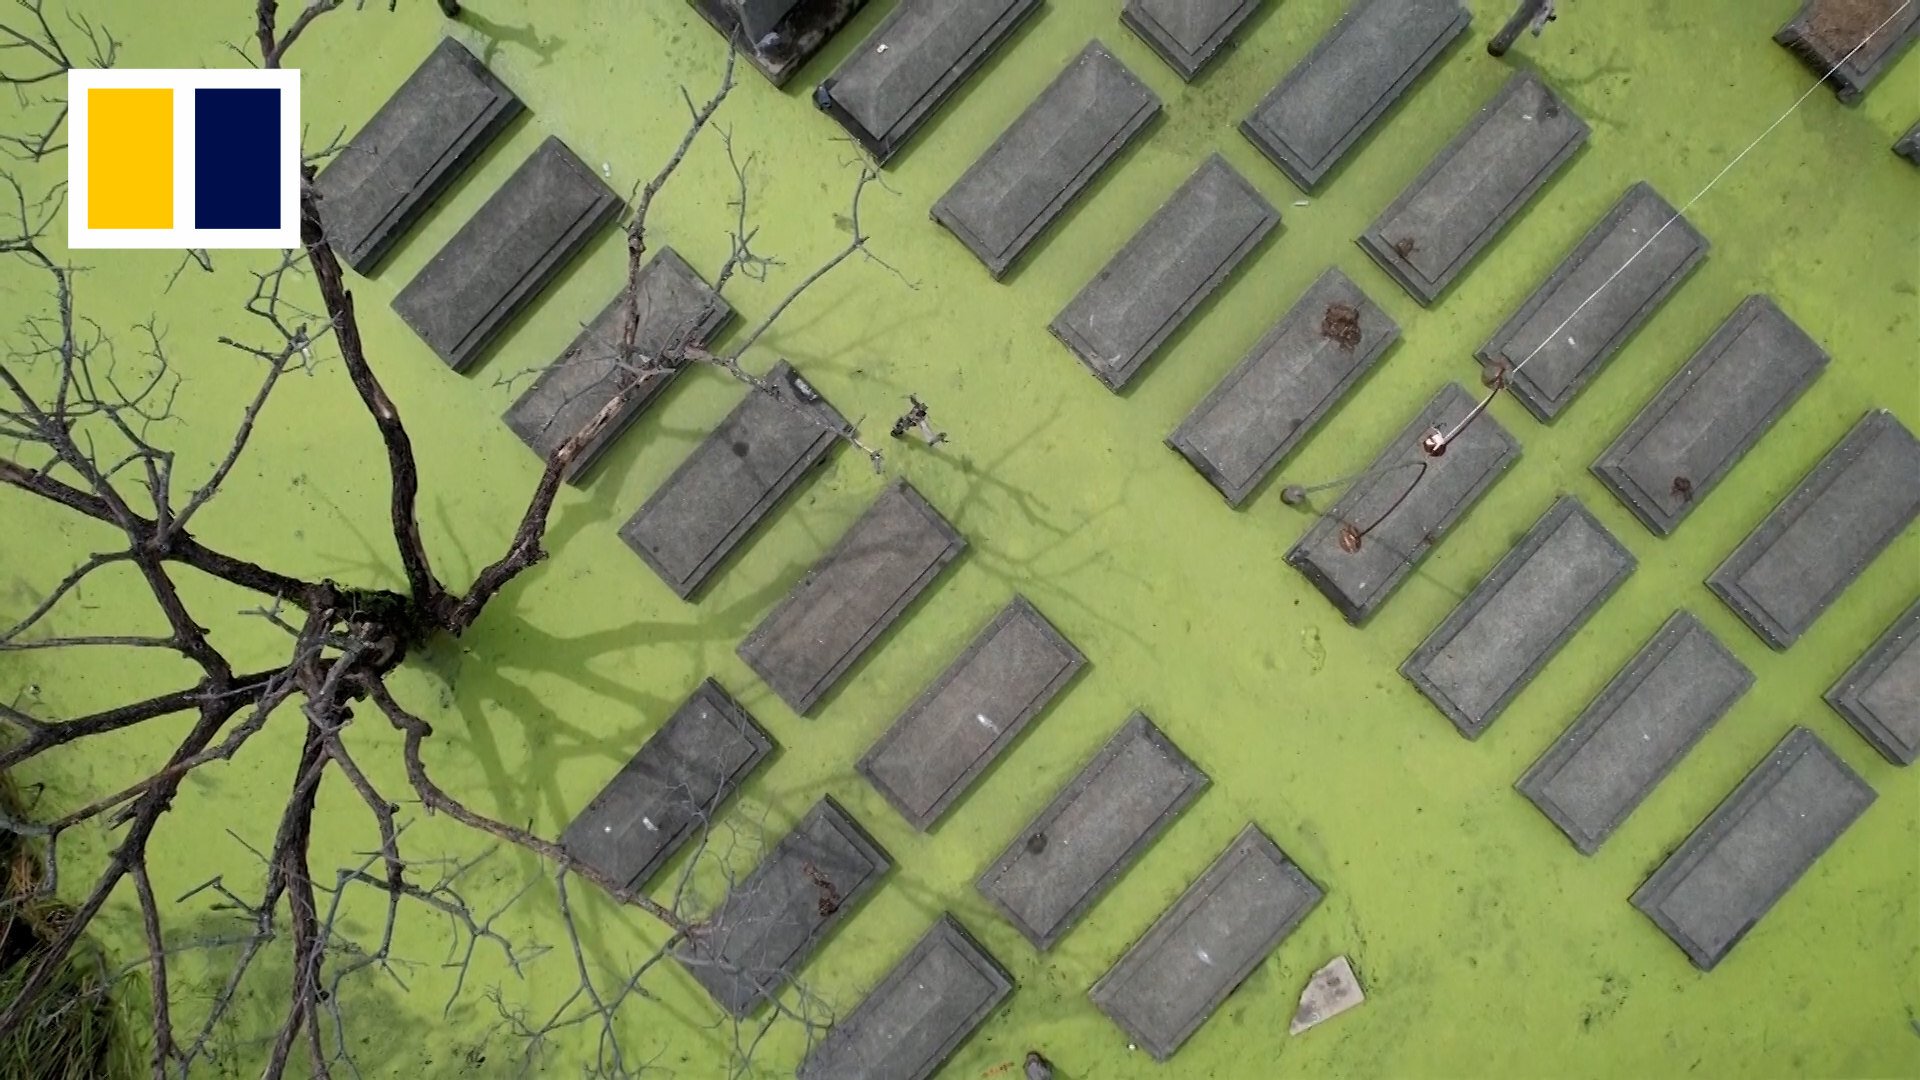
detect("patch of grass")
[0,776,135,1080]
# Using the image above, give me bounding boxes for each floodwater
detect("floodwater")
[3,0,1916,1076]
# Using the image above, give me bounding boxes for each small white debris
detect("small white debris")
[601,162,611,176]
[1194,948,1213,965]
[1293,199,1310,207]
[602,824,614,833]
[641,816,659,832]
[975,712,1001,734]
[876,42,889,53]
[1127,1044,1136,1052]
[1566,335,1576,346]
[1291,955,1365,1035]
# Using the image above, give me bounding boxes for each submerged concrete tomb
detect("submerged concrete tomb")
[1631,727,1874,971]
[1402,497,1634,739]
[1121,0,1264,81]
[619,362,845,600]
[1051,154,1279,392]
[391,136,622,372]
[1168,267,1399,506]
[503,248,733,483]
[1826,600,1920,766]
[559,679,774,890]
[1898,120,1920,165]
[797,915,1013,1080]
[977,712,1208,950]
[315,38,522,275]
[932,42,1160,279]
[738,480,965,714]
[1478,182,1709,422]
[816,0,1040,164]
[1241,0,1470,191]
[1359,71,1587,305]
[1775,0,1920,102]
[1593,295,1827,537]
[1709,410,1920,650]
[860,596,1086,830]
[688,0,871,87]
[1518,612,1753,854]
[677,796,891,1016]
[1089,824,1322,1061]
[1287,383,1522,625]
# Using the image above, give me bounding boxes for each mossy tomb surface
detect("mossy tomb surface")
[2,1,1915,1076]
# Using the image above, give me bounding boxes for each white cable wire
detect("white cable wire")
[1435,0,1914,448]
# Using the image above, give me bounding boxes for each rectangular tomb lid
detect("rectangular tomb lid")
[1631,727,1874,971]
[1050,154,1279,392]
[1479,182,1709,422]
[977,712,1209,950]
[1709,410,1920,650]
[1358,71,1588,306]
[1122,0,1264,80]
[1592,295,1827,536]
[619,362,845,600]
[1168,267,1399,506]
[817,0,1042,165]
[1286,382,1521,625]
[677,796,891,1016]
[1774,0,1920,103]
[315,38,523,275]
[932,42,1160,279]
[559,679,774,890]
[860,596,1086,830]
[1089,824,1322,1061]
[1240,0,1470,191]
[1826,599,1920,765]
[502,248,733,483]
[391,136,623,372]
[1518,612,1753,854]
[687,0,872,88]
[1402,496,1635,739]
[797,914,1014,1080]
[738,480,965,715]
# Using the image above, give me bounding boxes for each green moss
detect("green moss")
[1,1,1914,1077]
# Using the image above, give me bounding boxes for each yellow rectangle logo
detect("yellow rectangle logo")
[86,87,173,230]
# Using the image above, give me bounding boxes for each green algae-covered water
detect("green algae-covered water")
[3,1,1917,1076]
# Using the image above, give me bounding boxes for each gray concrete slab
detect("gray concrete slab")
[315,39,522,275]
[796,914,1013,1080]
[738,481,965,715]
[1518,612,1753,854]
[1167,267,1399,506]
[1358,72,1587,306]
[503,248,733,483]
[977,712,1208,950]
[1593,295,1827,537]
[1826,600,1920,765]
[619,363,845,600]
[816,0,1041,165]
[1775,1,1920,103]
[1898,120,1920,165]
[678,796,892,1016]
[932,42,1160,279]
[1478,182,1708,422]
[560,679,774,890]
[1709,410,1920,650]
[391,136,622,372]
[1122,0,1264,80]
[1051,154,1279,392]
[1089,824,1322,1061]
[1286,383,1522,625]
[689,0,871,87]
[860,597,1086,830]
[1631,727,1874,971]
[1240,0,1470,191]
[1403,497,1634,739]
